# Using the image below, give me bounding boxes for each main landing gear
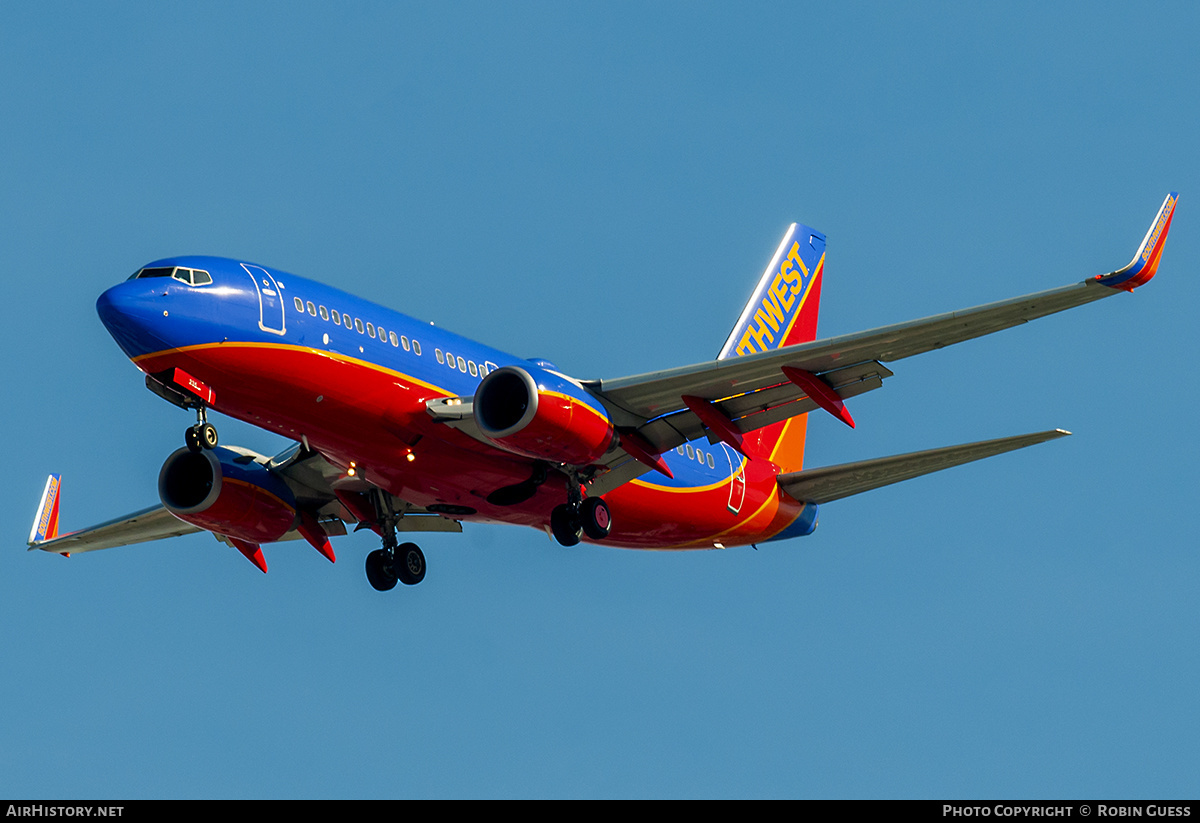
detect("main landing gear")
[364,490,427,592]
[184,408,218,452]
[550,483,612,547]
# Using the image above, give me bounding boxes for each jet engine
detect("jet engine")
[473,365,615,466]
[158,446,297,543]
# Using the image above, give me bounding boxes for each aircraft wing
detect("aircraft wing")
[585,194,1176,450]
[27,446,457,559]
[29,502,202,556]
[777,429,1071,504]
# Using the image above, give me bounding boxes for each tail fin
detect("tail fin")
[718,223,827,472]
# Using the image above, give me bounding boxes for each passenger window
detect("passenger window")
[319,306,329,321]
[468,361,478,377]
[344,313,353,329]
[307,301,317,316]
[676,446,685,456]
[401,336,410,352]
[436,349,444,365]
[696,449,704,463]
[456,356,466,372]
[366,322,376,338]
[707,453,715,469]
[354,319,364,333]
[685,444,695,459]
[484,361,497,375]
[294,297,304,312]
[331,309,340,325]
[445,352,457,369]
[389,331,398,347]
[412,340,422,356]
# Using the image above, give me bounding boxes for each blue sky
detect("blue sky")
[2,2,1197,798]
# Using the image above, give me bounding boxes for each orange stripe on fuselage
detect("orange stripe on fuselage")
[133,341,451,398]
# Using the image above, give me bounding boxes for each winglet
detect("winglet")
[1095,192,1177,291]
[29,474,62,546]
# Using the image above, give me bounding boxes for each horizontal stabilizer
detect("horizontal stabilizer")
[777,429,1071,504]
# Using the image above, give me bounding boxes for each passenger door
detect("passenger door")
[241,264,286,335]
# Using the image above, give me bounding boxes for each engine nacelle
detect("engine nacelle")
[473,365,615,466]
[158,446,297,544]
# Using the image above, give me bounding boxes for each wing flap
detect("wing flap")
[777,429,1071,504]
[627,360,892,454]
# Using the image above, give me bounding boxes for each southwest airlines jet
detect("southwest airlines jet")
[28,194,1177,591]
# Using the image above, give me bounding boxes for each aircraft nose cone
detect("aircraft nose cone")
[97,282,170,358]
[95,284,128,329]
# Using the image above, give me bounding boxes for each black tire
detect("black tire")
[185,427,202,453]
[550,504,582,547]
[365,549,397,591]
[199,422,219,449]
[580,497,612,540]
[396,543,426,585]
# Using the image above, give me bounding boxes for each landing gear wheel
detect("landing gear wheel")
[580,497,612,540]
[365,549,397,591]
[551,504,582,547]
[185,426,203,453]
[199,422,218,449]
[396,543,426,585]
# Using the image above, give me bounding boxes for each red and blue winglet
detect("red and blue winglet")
[1095,193,1177,291]
[29,474,62,546]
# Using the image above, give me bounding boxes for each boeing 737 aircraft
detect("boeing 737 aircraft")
[28,194,1177,591]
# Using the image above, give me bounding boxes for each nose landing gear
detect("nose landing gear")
[184,408,219,452]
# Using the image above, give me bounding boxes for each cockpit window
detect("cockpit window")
[130,267,174,280]
[129,266,211,286]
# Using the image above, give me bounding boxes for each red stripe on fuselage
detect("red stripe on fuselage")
[133,342,804,548]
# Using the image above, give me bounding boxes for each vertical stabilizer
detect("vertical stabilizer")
[717,223,827,472]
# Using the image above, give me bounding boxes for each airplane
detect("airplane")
[28,193,1177,591]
